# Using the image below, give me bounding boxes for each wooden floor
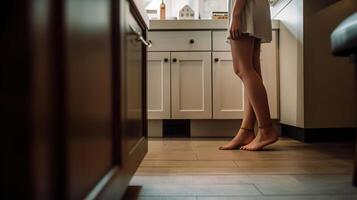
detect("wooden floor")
[124,137,357,200]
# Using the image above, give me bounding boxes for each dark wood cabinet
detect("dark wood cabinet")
[64,0,114,199]
[99,1,149,198]
[1,0,148,199]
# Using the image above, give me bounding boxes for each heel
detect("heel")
[258,123,273,129]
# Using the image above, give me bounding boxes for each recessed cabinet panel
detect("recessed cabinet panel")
[213,52,245,119]
[147,52,171,119]
[148,31,211,51]
[171,52,212,119]
[261,31,279,119]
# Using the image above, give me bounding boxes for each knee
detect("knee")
[234,67,252,81]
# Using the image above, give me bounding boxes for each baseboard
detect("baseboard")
[148,120,163,137]
[163,119,190,137]
[150,119,282,138]
[281,124,356,143]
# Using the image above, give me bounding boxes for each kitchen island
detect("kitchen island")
[2,0,150,199]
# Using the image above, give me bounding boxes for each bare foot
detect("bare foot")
[219,129,255,150]
[240,126,279,151]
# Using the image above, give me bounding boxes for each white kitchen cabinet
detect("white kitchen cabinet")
[171,52,212,119]
[147,29,279,121]
[212,52,245,119]
[261,31,279,119]
[147,52,171,119]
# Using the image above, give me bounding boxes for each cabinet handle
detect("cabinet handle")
[129,24,152,48]
[172,58,177,63]
[164,58,169,62]
[138,36,152,47]
[189,39,195,44]
[214,58,220,62]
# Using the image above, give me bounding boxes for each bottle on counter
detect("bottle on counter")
[160,0,166,20]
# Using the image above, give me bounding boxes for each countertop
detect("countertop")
[149,19,280,30]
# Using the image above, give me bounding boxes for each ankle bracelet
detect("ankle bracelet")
[240,127,254,131]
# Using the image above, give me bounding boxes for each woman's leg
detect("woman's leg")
[241,40,263,129]
[225,35,277,151]
[230,36,271,126]
[219,40,262,150]
[240,38,278,151]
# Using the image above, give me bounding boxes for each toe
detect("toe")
[219,146,226,150]
[219,145,233,150]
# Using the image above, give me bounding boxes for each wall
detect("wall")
[274,0,305,128]
[273,0,356,129]
[144,0,227,19]
[304,0,357,128]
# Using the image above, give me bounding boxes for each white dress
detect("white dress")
[227,0,272,43]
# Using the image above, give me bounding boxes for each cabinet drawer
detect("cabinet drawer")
[148,31,211,51]
[213,31,230,51]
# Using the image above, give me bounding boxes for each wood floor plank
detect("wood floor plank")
[144,152,198,161]
[140,160,237,168]
[130,175,298,185]
[197,195,357,200]
[197,197,259,200]
[126,184,261,196]
[261,195,357,200]
[255,182,357,195]
[124,196,197,200]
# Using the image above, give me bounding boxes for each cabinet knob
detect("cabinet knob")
[189,39,195,44]
[164,58,169,62]
[214,58,219,62]
[172,58,177,63]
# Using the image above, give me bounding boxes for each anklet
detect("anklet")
[240,127,254,131]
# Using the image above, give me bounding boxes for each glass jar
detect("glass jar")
[199,0,228,19]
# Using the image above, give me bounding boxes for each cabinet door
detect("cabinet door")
[65,0,113,199]
[261,31,279,119]
[213,52,245,119]
[147,52,171,119]
[99,2,148,199]
[171,52,212,119]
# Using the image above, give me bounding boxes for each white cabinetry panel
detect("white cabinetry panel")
[147,52,171,119]
[261,31,279,119]
[213,52,245,119]
[171,52,212,119]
